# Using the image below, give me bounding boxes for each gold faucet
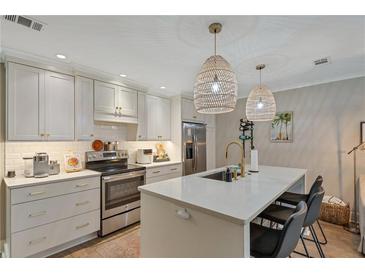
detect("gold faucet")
[225,141,245,177]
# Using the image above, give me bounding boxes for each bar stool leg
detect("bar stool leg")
[303,220,328,245]
[309,225,325,258]
[293,231,313,258]
[316,220,328,244]
[300,234,310,258]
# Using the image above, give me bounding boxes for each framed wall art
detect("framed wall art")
[271,111,293,143]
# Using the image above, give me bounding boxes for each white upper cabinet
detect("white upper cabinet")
[94,80,137,123]
[7,63,45,140]
[7,63,75,141]
[181,98,215,127]
[136,93,147,140]
[117,87,138,117]
[44,71,75,140]
[181,98,204,123]
[94,81,118,116]
[75,76,94,140]
[146,95,171,140]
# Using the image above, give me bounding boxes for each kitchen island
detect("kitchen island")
[138,165,306,258]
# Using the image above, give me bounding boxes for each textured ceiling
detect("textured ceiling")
[1,15,364,97]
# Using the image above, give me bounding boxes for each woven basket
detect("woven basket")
[320,202,350,225]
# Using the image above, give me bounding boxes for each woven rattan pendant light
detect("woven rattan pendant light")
[193,23,238,114]
[246,64,276,121]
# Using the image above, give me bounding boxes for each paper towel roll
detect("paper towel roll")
[250,149,259,172]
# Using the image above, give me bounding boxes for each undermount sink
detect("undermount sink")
[202,171,227,181]
[202,170,241,182]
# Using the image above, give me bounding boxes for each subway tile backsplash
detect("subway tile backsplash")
[5,141,92,174]
[4,122,178,175]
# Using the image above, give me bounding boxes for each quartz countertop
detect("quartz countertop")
[134,160,182,168]
[3,169,101,189]
[139,165,307,225]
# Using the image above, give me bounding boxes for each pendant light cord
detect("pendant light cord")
[214,30,217,56]
[259,68,262,89]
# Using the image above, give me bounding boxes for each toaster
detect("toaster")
[136,149,153,164]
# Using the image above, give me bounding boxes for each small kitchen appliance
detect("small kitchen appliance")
[33,152,49,178]
[136,149,153,164]
[49,160,60,175]
[23,157,34,177]
[85,150,146,236]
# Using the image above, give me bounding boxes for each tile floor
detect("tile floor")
[52,221,364,258]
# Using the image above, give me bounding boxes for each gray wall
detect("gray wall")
[216,77,365,207]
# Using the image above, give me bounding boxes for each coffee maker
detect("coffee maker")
[33,152,49,178]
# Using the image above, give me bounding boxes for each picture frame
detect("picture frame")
[361,121,365,144]
[271,111,294,143]
[64,153,82,173]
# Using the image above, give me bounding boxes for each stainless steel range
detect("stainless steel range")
[85,150,146,236]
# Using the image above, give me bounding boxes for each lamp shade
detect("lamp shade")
[194,55,238,114]
[246,85,276,121]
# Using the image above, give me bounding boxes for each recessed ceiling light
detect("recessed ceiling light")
[120,74,127,77]
[160,86,166,89]
[56,54,66,59]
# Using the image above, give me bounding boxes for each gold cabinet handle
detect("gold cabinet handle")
[90,134,94,137]
[170,168,178,171]
[193,115,197,119]
[75,183,89,188]
[28,210,47,218]
[152,170,161,174]
[28,191,46,196]
[75,201,90,206]
[76,222,90,230]
[29,236,47,245]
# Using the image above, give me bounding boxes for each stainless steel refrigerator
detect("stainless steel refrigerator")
[182,122,207,175]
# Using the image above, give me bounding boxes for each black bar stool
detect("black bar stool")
[277,175,327,245]
[250,201,307,258]
[259,187,326,258]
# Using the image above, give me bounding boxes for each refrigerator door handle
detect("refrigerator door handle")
[194,134,198,171]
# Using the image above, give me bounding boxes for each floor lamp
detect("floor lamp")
[345,141,365,234]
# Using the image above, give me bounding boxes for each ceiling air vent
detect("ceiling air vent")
[313,57,331,66]
[4,15,16,22]
[2,15,47,32]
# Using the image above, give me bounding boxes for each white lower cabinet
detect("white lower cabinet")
[145,163,182,184]
[6,175,101,257]
[11,210,99,258]
[11,188,100,233]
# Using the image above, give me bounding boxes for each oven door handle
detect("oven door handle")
[102,171,145,182]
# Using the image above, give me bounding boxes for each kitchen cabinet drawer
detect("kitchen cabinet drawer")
[11,176,100,205]
[11,210,99,258]
[11,188,100,233]
[146,164,182,179]
[146,172,181,184]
